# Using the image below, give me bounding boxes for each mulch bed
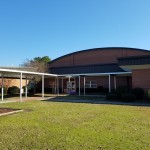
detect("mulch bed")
[0,108,23,116]
[0,108,16,114]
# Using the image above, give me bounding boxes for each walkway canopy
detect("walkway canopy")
[0,68,57,102]
[57,71,132,96]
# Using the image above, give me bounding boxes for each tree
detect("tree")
[21,56,51,93]
[34,57,41,62]
[22,56,51,73]
[40,56,51,63]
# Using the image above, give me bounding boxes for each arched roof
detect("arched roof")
[49,47,150,64]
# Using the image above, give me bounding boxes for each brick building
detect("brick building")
[48,47,150,94]
[0,67,33,91]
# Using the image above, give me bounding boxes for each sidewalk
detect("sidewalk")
[0,96,52,104]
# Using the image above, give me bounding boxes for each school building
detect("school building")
[48,47,150,94]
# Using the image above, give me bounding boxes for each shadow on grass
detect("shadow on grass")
[43,95,150,107]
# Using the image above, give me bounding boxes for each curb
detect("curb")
[0,110,23,117]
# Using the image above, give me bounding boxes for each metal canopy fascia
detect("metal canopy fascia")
[57,71,132,77]
[0,68,57,77]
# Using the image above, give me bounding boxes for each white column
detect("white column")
[74,77,76,93]
[20,72,23,102]
[42,75,44,98]
[68,76,71,82]
[25,76,28,98]
[79,76,80,96]
[57,77,59,96]
[62,77,63,94]
[109,74,111,93]
[114,75,117,90]
[84,76,86,96]
[68,76,71,94]
[1,75,4,101]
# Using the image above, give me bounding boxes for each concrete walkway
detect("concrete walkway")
[0,96,52,104]
[0,100,17,104]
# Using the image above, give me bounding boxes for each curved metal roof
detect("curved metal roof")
[49,47,150,65]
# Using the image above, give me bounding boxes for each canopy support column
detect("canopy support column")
[20,72,23,102]
[68,76,71,94]
[68,76,70,82]
[25,76,28,99]
[42,75,44,98]
[84,76,86,96]
[1,75,4,101]
[57,77,59,96]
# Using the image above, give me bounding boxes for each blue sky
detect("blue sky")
[0,0,150,66]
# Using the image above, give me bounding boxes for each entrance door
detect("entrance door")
[66,81,76,94]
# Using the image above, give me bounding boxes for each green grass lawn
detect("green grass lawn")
[0,100,150,150]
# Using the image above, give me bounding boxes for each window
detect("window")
[85,81,97,88]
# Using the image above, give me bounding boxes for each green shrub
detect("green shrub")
[97,86,104,92]
[22,86,27,92]
[121,93,136,102]
[28,88,34,94]
[132,87,145,100]
[107,93,118,100]
[103,88,109,93]
[115,86,128,98]
[8,86,19,95]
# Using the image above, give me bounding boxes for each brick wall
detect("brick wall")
[50,48,150,68]
[132,69,150,91]
[0,78,28,90]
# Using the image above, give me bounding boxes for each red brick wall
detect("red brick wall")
[132,69,150,91]
[50,48,150,67]
[0,78,28,90]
